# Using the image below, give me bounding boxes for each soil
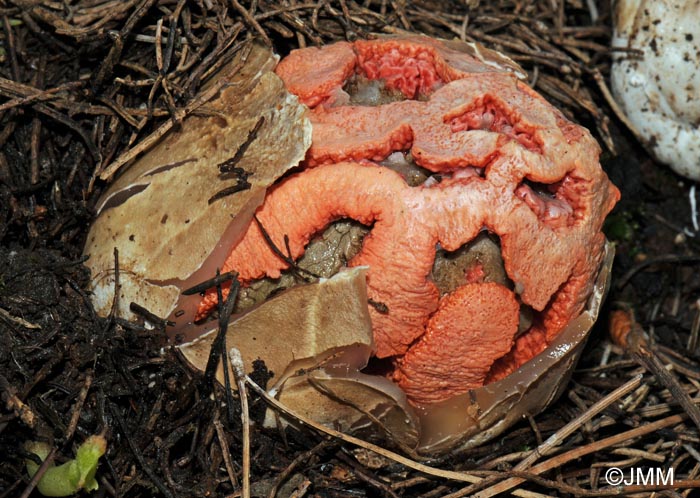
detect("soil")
[1,1,700,498]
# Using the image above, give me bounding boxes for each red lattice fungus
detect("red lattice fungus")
[198,36,619,406]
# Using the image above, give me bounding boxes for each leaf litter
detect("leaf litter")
[1,1,700,497]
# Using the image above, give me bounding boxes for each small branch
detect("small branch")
[465,374,644,498]
[109,401,176,498]
[229,349,250,498]
[19,447,56,498]
[253,215,319,281]
[230,0,271,45]
[0,373,36,428]
[267,440,333,498]
[242,372,484,485]
[214,415,240,491]
[0,307,41,330]
[181,271,237,296]
[65,373,93,443]
[610,309,700,432]
[218,116,265,174]
[129,302,175,328]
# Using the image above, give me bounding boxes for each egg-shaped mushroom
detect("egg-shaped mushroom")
[85,37,619,455]
[611,0,700,180]
[196,35,619,406]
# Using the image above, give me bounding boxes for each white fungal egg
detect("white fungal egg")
[611,0,700,180]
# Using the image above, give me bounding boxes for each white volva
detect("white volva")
[611,0,700,180]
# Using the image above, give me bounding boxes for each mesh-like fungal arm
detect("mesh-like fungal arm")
[198,36,619,405]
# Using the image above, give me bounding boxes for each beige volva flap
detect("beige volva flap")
[180,244,613,456]
[178,268,373,390]
[270,368,420,450]
[178,267,421,449]
[83,43,311,322]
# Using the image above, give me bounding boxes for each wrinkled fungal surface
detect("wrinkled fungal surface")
[195,35,619,407]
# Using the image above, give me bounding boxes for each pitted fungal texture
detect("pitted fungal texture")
[199,36,619,406]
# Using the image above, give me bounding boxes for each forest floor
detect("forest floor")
[1,1,699,497]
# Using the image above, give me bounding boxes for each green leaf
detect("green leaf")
[25,435,107,497]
